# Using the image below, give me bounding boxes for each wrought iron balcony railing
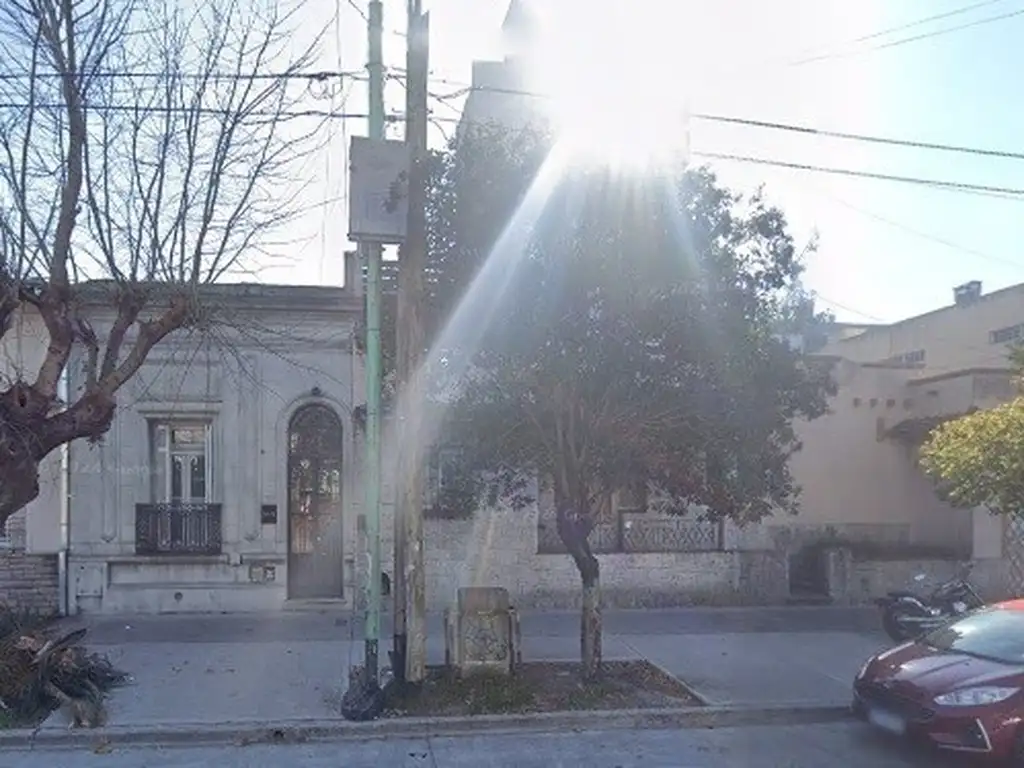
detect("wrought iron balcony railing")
[135,502,223,556]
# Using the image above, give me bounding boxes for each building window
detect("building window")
[0,517,9,548]
[150,421,213,504]
[137,420,221,555]
[990,324,1023,345]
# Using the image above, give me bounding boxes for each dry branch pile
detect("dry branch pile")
[0,609,127,727]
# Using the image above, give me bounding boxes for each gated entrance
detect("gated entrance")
[287,404,344,599]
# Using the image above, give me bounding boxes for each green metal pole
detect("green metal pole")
[363,0,385,687]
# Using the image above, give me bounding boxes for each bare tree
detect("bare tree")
[0,0,325,526]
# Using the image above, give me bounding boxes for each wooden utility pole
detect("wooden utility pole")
[394,0,429,685]
[362,0,386,690]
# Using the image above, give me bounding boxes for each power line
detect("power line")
[0,69,366,82]
[813,294,889,323]
[833,0,1008,45]
[344,0,368,23]
[691,150,1024,199]
[0,101,379,121]
[793,5,1024,64]
[425,82,1024,163]
[812,187,1024,270]
[426,100,1024,198]
[690,112,1024,162]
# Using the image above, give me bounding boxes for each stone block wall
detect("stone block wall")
[421,503,787,610]
[0,548,60,616]
[841,556,1009,605]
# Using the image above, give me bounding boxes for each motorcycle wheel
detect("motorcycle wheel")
[882,605,923,643]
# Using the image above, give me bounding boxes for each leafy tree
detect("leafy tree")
[920,350,1024,514]
[774,266,836,354]
[0,0,322,526]
[425,128,833,677]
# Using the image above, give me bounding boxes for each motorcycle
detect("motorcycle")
[874,563,984,643]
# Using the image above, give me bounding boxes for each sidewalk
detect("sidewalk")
[38,607,888,731]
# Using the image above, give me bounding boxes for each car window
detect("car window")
[923,608,1024,663]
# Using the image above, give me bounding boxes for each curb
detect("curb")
[1,704,853,750]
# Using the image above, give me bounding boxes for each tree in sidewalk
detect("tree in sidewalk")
[426,127,834,678]
[920,350,1024,515]
[0,0,324,527]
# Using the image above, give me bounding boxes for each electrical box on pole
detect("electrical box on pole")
[348,137,409,245]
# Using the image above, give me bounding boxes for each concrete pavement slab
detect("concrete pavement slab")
[39,608,891,730]
[0,723,952,768]
[48,635,641,729]
[63,606,882,644]
[622,631,888,706]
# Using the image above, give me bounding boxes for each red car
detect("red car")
[854,599,1024,763]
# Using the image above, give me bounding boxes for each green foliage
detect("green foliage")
[920,399,1024,515]
[774,274,836,354]
[423,127,833,525]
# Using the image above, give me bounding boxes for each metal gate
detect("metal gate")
[287,404,344,599]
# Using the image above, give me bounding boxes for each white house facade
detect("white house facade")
[65,273,367,613]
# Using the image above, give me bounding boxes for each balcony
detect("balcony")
[135,503,223,556]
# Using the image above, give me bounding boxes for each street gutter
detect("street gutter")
[0,703,853,751]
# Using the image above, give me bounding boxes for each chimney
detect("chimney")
[953,280,982,307]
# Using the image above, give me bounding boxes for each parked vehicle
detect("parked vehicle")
[874,563,984,643]
[854,599,1024,763]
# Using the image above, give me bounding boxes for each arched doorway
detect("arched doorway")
[287,404,344,599]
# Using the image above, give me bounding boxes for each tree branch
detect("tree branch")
[98,297,192,396]
[99,287,144,380]
[72,303,99,389]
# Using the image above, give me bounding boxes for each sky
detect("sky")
[266,0,1024,326]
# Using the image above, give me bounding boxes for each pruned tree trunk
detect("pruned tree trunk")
[0,381,116,527]
[578,548,601,679]
[556,498,602,680]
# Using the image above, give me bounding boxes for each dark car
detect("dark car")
[854,599,1024,762]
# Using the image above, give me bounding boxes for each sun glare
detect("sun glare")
[529,2,690,171]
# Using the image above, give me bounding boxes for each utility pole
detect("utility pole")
[362,0,386,690]
[394,0,429,685]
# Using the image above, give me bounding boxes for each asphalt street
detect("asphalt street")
[0,723,955,768]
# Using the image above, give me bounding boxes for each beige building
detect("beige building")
[773,280,1019,600]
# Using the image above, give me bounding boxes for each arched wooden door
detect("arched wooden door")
[287,404,344,599]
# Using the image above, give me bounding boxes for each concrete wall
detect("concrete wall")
[415,492,788,610]
[839,556,1009,605]
[66,286,364,613]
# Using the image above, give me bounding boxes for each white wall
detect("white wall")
[0,305,63,554]
[66,290,364,612]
